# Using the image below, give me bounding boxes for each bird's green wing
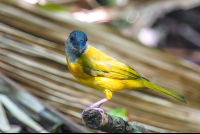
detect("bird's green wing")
[82,60,112,77]
[82,58,142,80]
[106,63,142,80]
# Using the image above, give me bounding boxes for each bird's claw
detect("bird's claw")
[92,108,105,114]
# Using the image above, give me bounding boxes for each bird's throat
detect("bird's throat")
[66,44,89,63]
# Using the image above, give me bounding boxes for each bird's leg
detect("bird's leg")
[82,89,112,118]
[81,98,108,117]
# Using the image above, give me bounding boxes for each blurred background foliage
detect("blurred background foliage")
[0,0,200,133]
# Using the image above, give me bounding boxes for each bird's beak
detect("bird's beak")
[78,41,85,53]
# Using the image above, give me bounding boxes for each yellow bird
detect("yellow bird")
[65,30,187,115]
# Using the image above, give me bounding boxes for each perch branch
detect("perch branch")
[82,109,149,133]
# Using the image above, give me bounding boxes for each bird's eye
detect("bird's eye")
[70,37,74,41]
[85,38,88,41]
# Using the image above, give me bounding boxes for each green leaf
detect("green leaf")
[36,3,67,12]
[108,108,128,121]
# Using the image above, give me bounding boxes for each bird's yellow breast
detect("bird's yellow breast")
[66,46,101,89]
[67,58,90,80]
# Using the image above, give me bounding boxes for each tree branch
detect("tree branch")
[82,109,149,133]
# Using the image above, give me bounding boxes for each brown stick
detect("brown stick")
[82,109,149,133]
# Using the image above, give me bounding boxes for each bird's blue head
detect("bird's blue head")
[65,30,88,62]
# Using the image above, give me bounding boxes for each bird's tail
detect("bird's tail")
[144,81,188,104]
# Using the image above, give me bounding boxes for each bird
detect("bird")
[65,30,188,116]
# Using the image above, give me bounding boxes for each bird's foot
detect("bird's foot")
[93,108,105,114]
[81,98,108,118]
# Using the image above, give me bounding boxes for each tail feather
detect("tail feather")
[144,81,188,104]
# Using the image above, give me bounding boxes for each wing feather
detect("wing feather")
[82,58,141,80]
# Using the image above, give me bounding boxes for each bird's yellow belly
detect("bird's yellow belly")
[94,78,145,91]
[93,77,126,91]
[68,71,126,92]
[75,78,124,92]
[77,77,145,92]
